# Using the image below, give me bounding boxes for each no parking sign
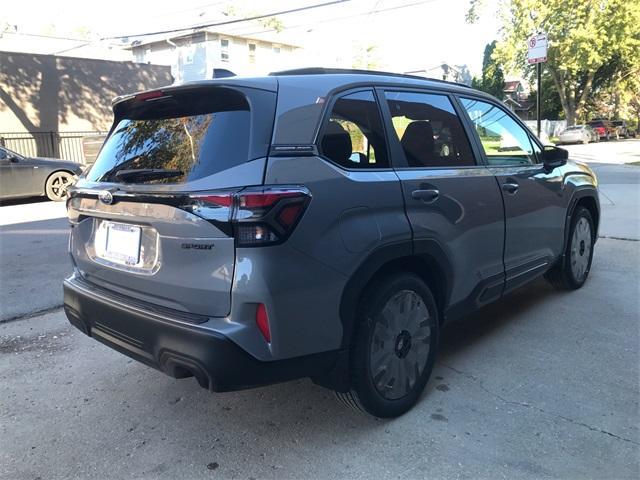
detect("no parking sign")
[527,33,548,64]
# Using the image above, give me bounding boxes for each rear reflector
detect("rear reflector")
[256,304,271,342]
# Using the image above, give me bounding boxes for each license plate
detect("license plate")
[101,221,141,266]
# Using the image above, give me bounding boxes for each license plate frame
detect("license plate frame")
[101,221,142,266]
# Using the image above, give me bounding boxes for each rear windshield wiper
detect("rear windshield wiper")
[114,168,184,183]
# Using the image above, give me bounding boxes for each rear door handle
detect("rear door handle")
[502,182,519,194]
[411,188,440,203]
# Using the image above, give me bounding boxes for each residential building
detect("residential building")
[129,30,301,82]
[503,79,534,120]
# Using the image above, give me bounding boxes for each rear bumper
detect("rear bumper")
[63,274,340,392]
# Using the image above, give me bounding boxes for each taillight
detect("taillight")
[180,186,311,247]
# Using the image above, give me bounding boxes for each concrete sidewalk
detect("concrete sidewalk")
[590,163,640,241]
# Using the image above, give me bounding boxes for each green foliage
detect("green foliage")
[223,5,284,33]
[352,44,381,70]
[469,0,640,125]
[474,41,505,99]
[528,72,564,119]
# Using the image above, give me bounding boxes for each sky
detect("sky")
[1,0,501,76]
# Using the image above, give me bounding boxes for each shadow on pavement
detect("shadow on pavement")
[0,196,50,206]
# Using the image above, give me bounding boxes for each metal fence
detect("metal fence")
[0,131,108,164]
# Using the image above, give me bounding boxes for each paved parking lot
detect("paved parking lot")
[0,140,639,479]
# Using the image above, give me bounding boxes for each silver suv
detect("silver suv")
[63,68,599,418]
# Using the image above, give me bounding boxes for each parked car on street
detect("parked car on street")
[557,125,598,145]
[587,119,616,140]
[612,120,629,139]
[0,146,83,201]
[63,68,600,418]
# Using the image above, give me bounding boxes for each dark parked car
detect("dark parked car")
[63,68,600,418]
[0,146,83,201]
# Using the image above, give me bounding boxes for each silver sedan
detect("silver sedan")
[557,125,598,145]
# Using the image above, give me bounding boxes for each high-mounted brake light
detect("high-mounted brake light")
[180,186,311,247]
[135,90,166,102]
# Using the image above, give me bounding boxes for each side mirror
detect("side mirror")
[542,146,568,170]
[8,155,19,163]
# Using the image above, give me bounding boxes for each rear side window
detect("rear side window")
[320,90,389,169]
[384,91,476,168]
[87,89,251,184]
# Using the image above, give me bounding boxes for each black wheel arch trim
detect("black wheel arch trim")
[338,238,453,351]
[563,187,600,253]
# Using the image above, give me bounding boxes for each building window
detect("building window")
[248,43,256,64]
[220,39,230,62]
[272,46,281,55]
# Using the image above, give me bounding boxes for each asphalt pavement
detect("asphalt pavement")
[0,139,638,479]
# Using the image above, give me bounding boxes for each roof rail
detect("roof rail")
[269,67,472,88]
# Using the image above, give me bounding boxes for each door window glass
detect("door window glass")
[460,98,536,166]
[320,90,389,169]
[384,91,476,168]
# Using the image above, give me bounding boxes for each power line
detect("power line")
[2,30,90,43]
[144,1,230,21]
[232,0,438,37]
[102,0,351,40]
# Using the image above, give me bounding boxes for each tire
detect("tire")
[335,273,439,418]
[545,206,595,290]
[45,171,74,201]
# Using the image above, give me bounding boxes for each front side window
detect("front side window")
[384,91,476,168]
[461,97,536,166]
[320,90,389,169]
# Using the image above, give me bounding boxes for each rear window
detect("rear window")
[588,121,604,127]
[86,88,251,184]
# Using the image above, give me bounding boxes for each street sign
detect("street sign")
[527,33,547,64]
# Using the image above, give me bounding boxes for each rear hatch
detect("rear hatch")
[67,82,277,317]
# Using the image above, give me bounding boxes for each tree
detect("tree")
[527,72,564,120]
[352,43,381,70]
[472,41,505,99]
[468,0,640,125]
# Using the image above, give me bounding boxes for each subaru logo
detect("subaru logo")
[98,190,114,205]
